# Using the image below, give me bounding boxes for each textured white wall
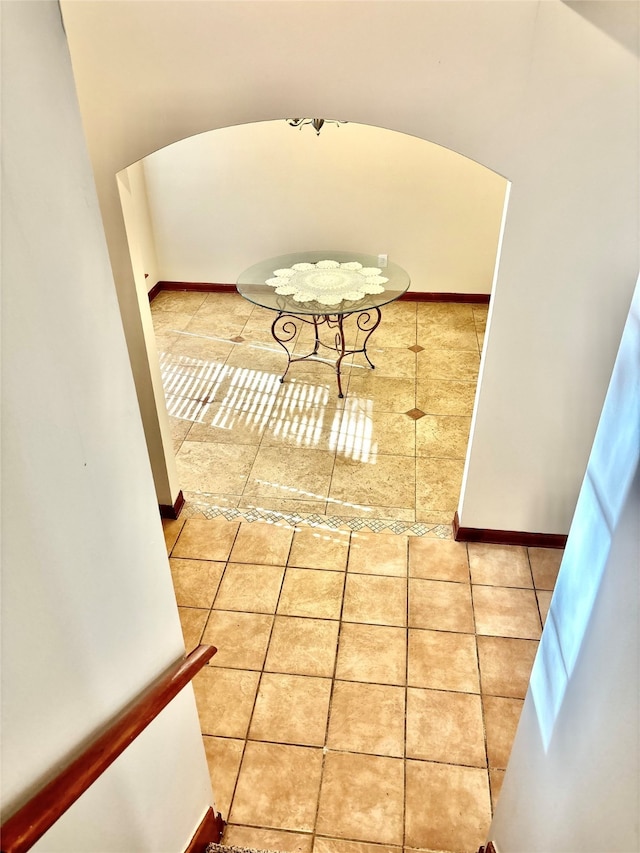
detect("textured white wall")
[1,3,212,848]
[142,121,507,293]
[489,278,640,851]
[61,0,639,536]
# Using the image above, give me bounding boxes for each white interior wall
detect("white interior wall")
[1,3,212,849]
[119,160,161,293]
[60,0,640,537]
[142,121,507,294]
[489,278,640,852]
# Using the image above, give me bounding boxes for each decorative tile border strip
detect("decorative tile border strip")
[181,497,452,538]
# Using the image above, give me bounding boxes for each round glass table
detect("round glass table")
[236,250,410,397]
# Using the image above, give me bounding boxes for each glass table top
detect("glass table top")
[236,250,410,315]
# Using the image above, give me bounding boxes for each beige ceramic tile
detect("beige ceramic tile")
[406,687,486,767]
[225,340,293,373]
[316,752,404,845]
[489,768,506,812]
[348,345,416,379]
[415,379,477,416]
[192,667,260,737]
[483,695,524,769]
[172,517,240,561]
[357,315,417,349]
[237,497,328,516]
[230,741,323,832]
[472,585,542,639]
[176,440,258,494]
[335,623,407,686]
[185,313,247,339]
[202,736,244,820]
[417,303,476,327]
[224,826,312,853]
[244,446,336,500]
[405,760,491,853]
[262,405,343,452]
[408,629,480,693]
[415,457,465,513]
[249,672,332,747]
[468,543,533,588]
[178,606,208,650]
[214,563,285,614]
[314,839,401,853]
[408,537,469,582]
[152,290,208,314]
[162,517,185,555]
[337,409,416,458]
[152,310,195,334]
[336,504,415,522]
[163,332,235,362]
[472,306,488,330]
[202,610,274,670]
[409,579,474,633]
[265,616,340,677]
[537,590,552,625]
[185,401,269,444]
[330,455,416,510]
[277,568,345,620]
[416,348,480,381]
[288,527,350,571]
[477,636,538,699]
[415,414,471,459]
[198,292,254,319]
[347,532,408,577]
[414,510,457,525]
[230,522,294,565]
[342,575,407,627]
[169,558,225,608]
[345,375,416,413]
[327,681,405,757]
[528,547,563,590]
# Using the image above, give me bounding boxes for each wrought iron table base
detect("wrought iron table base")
[270,308,382,398]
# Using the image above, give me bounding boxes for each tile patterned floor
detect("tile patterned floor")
[152,291,486,532]
[163,516,562,853]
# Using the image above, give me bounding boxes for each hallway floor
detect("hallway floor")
[152,291,485,534]
[164,516,560,853]
[156,289,560,853]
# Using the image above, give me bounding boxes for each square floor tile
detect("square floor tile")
[416,348,480,382]
[231,741,323,832]
[265,616,340,677]
[528,546,563,590]
[415,414,472,459]
[406,687,485,766]
[468,543,532,588]
[288,527,350,571]
[214,563,285,613]
[472,585,541,639]
[244,446,336,500]
[176,440,258,494]
[477,636,538,699]
[537,590,552,625]
[178,606,208,650]
[316,752,404,845]
[342,575,407,627]
[249,673,332,747]
[415,379,477,416]
[409,579,474,633]
[203,736,244,819]
[169,558,225,608]
[202,610,273,670]
[346,376,416,413]
[347,532,408,577]
[172,517,240,561]
[338,410,416,457]
[490,768,506,812]
[405,760,491,853]
[193,667,259,737]
[230,522,294,565]
[408,537,469,582]
[185,400,268,445]
[483,695,524,769]
[277,568,345,620]
[335,623,406,686]
[224,826,312,853]
[314,840,400,853]
[330,455,416,510]
[163,517,185,554]
[408,629,479,693]
[415,457,465,513]
[327,681,405,757]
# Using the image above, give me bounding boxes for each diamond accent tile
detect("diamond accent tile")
[230,335,245,343]
[408,345,424,353]
[405,408,426,420]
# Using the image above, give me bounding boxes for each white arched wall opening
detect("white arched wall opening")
[62,0,639,537]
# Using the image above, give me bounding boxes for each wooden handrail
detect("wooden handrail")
[1,644,216,853]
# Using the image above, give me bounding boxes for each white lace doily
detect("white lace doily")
[264,260,388,307]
